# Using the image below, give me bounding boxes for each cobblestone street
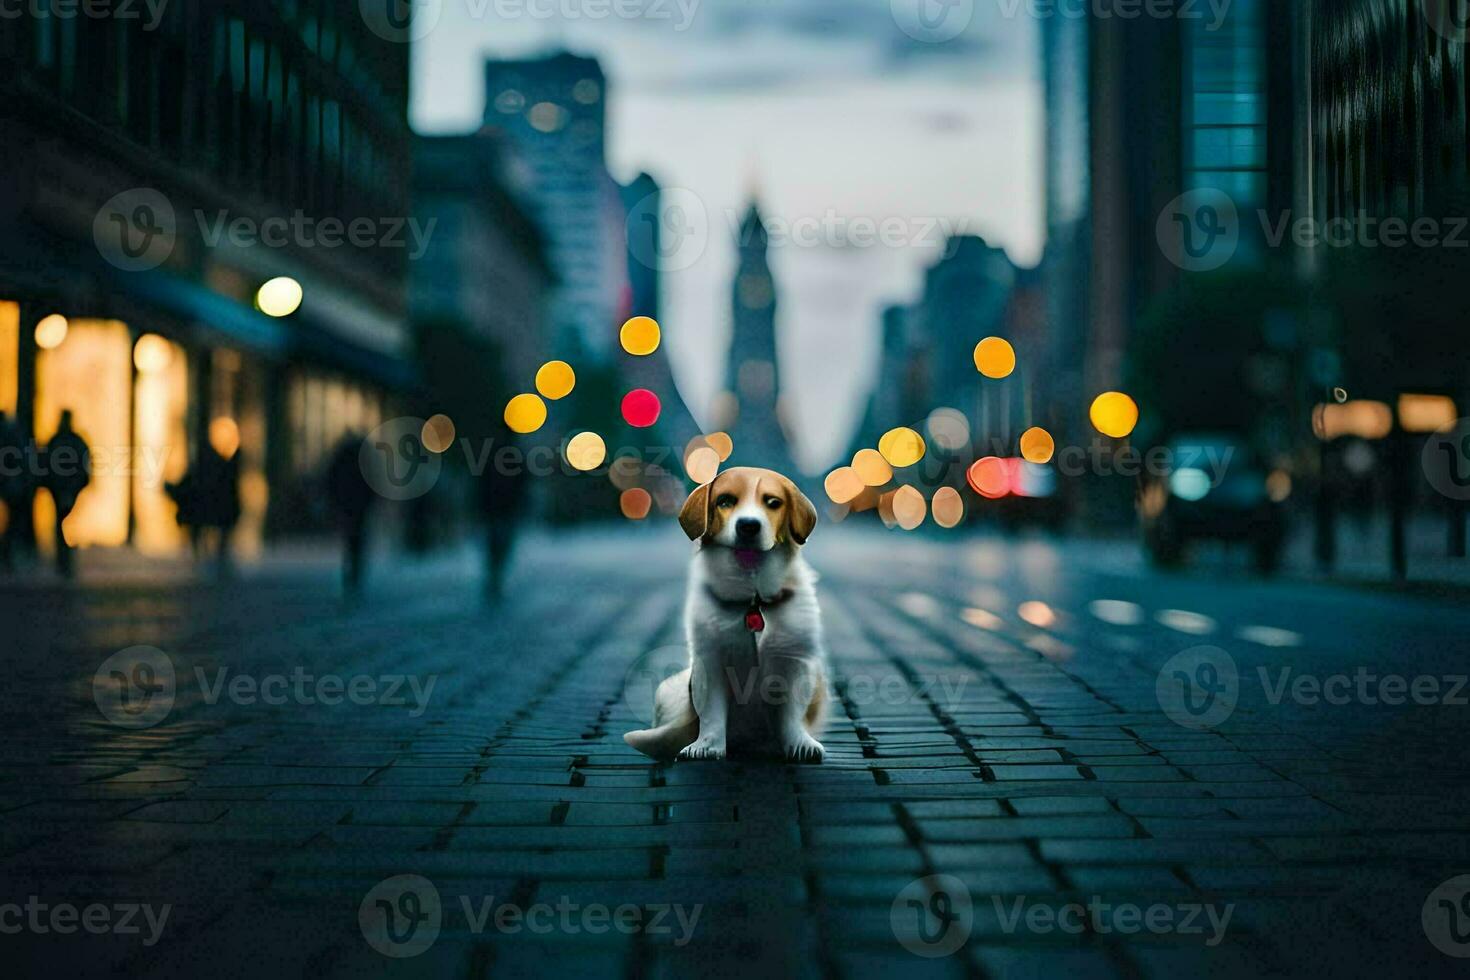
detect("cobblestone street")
[5,528,1470,978]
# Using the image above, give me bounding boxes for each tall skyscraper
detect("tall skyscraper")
[717,201,793,471]
[483,53,626,359]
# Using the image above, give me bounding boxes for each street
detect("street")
[4,526,1470,978]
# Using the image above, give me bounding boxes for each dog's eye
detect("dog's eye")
[715,494,737,509]
[764,496,782,509]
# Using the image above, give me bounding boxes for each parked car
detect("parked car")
[1139,434,1287,573]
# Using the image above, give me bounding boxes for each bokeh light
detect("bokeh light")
[565,431,607,471]
[421,414,455,454]
[1019,426,1055,464]
[504,393,547,434]
[851,448,893,486]
[1017,601,1057,628]
[705,431,733,461]
[824,466,864,505]
[133,333,173,373]
[620,316,661,355]
[961,607,1003,631]
[34,314,68,350]
[967,456,1009,499]
[0,500,8,536]
[893,485,926,530]
[878,426,926,468]
[621,388,661,428]
[1089,391,1139,438]
[620,487,653,520]
[877,490,897,528]
[535,360,576,400]
[208,418,240,459]
[973,336,1016,379]
[685,446,719,484]
[932,486,964,528]
[926,408,970,451]
[255,276,303,317]
[609,455,642,490]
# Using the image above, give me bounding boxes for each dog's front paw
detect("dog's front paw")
[783,733,825,763]
[678,737,726,761]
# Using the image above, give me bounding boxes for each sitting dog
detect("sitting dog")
[624,466,828,762]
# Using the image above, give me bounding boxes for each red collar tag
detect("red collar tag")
[745,602,765,632]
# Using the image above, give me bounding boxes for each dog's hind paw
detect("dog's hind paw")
[678,738,726,761]
[783,734,826,763]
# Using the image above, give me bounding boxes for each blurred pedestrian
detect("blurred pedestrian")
[0,410,29,571]
[166,442,241,573]
[477,424,528,603]
[42,410,90,579]
[326,434,373,596]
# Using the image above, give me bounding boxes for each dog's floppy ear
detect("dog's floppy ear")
[678,482,711,540]
[780,475,818,545]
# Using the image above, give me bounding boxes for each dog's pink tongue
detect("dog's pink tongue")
[734,548,764,571]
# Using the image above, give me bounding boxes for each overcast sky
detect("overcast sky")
[411,0,1042,472]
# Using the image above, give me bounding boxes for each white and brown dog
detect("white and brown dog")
[624,467,829,763]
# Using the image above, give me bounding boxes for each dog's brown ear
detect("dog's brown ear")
[678,482,711,540]
[781,476,818,545]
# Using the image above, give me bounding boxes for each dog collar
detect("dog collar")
[706,586,795,633]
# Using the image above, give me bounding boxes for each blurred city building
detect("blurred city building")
[482,53,626,362]
[846,304,927,458]
[715,201,795,473]
[0,4,416,559]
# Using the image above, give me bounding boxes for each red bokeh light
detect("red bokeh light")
[621,388,661,428]
[967,456,1013,499]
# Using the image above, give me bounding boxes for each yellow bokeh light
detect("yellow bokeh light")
[824,466,864,505]
[504,393,547,434]
[685,446,719,484]
[422,414,455,454]
[133,333,173,374]
[208,417,241,459]
[1019,426,1055,464]
[851,448,893,486]
[620,487,653,520]
[565,431,607,471]
[878,427,926,468]
[932,486,964,528]
[255,276,303,317]
[620,316,661,356]
[705,431,733,461]
[1089,391,1139,438]
[1397,393,1457,433]
[34,314,68,350]
[973,336,1016,379]
[893,485,926,530]
[535,360,576,400]
[1018,600,1057,628]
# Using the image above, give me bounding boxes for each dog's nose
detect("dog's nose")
[735,518,762,541]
